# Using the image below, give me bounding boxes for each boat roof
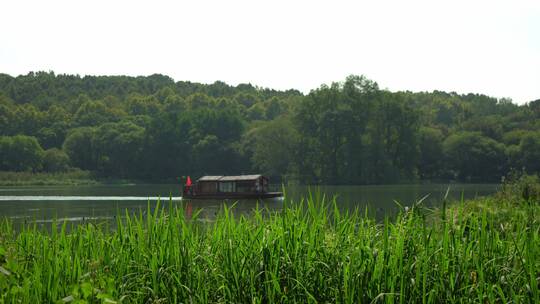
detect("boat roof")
[197,176,223,181]
[198,174,263,182]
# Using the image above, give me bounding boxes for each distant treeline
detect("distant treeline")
[0,72,538,184]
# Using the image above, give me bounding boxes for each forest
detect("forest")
[0,71,538,184]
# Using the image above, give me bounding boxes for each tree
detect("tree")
[43,148,70,172]
[234,92,259,108]
[186,93,215,110]
[0,104,14,136]
[366,92,420,183]
[0,136,12,170]
[462,115,504,140]
[0,71,536,184]
[144,110,193,178]
[295,75,379,184]
[188,108,246,176]
[502,129,528,146]
[35,105,72,149]
[12,104,45,136]
[246,118,299,178]
[63,127,96,170]
[443,132,506,181]
[518,132,540,174]
[264,97,286,120]
[126,94,162,116]
[247,103,266,120]
[74,100,123,127]
[191,135,222,174]
[418,127,444,179]
[0,135,44,171]
[93,121,145,177]
[295,83,353,183]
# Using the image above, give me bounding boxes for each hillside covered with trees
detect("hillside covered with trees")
[0,71,538,184]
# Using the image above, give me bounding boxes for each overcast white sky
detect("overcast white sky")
[1,0,539,104]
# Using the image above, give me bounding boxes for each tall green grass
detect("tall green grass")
[0,195,538,303]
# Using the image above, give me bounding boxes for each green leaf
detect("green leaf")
[80,282,92,299]
[97,293,117,303]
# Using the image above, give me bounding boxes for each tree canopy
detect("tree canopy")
[0,71,538,183]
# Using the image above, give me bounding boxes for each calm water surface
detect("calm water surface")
[0,184,499,226]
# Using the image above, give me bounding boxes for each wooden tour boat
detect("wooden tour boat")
[182,174,283,199]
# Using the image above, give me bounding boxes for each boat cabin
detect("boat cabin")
[183,174,281,199]
[196,175,268,194]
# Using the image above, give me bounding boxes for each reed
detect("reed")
[0,195,538,303]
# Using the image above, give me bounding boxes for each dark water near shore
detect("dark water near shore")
[0,184,499,226]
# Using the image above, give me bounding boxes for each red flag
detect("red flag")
[186,176,192,186]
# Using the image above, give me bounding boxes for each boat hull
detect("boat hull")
[183,192,283,200]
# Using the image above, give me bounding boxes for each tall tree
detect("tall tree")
[443,132,506,181]
[0,135,44,172]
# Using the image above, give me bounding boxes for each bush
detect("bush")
[43,148,70,172]
[498,171,540,204]
[0,135,44,171]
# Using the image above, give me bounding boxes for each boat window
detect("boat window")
[236,181,254,192]
[219,182,235,192]
[200,182,217,193]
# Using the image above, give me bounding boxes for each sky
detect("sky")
[1,0,539,104]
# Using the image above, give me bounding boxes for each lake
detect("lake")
[0,184,499,226]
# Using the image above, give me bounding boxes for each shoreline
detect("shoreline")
[0,171,180,187]
[0,171,501,187]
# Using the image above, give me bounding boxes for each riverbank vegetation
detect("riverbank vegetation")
[0,180,538,303]
[0,170,98,186]
[0,72,539,184]
[0,170,167,186]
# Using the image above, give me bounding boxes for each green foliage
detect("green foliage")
[462,115,504,140]
[497,171,540,204]
[63,128,96,170]
[365,92,420,183]
[74,100,124,127]
[0,72,539,183]
[126,94,162,116]
[245,118,299,177]
[0,193,538,303]
[246,102,266,120]
[0,103,15,135]
[234,91,259,108]
[0,170,95,186]
[518,132,540,174]
[443,132,506,182]
[295,76,379,183]
[0,135,44,172]
[12,104,45,136]
[263,96,286,120]
[501,129,528,145]
[186,93,215,110]
[42,148,70,172]
[418,127,444,179]
[93,121,145,177]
